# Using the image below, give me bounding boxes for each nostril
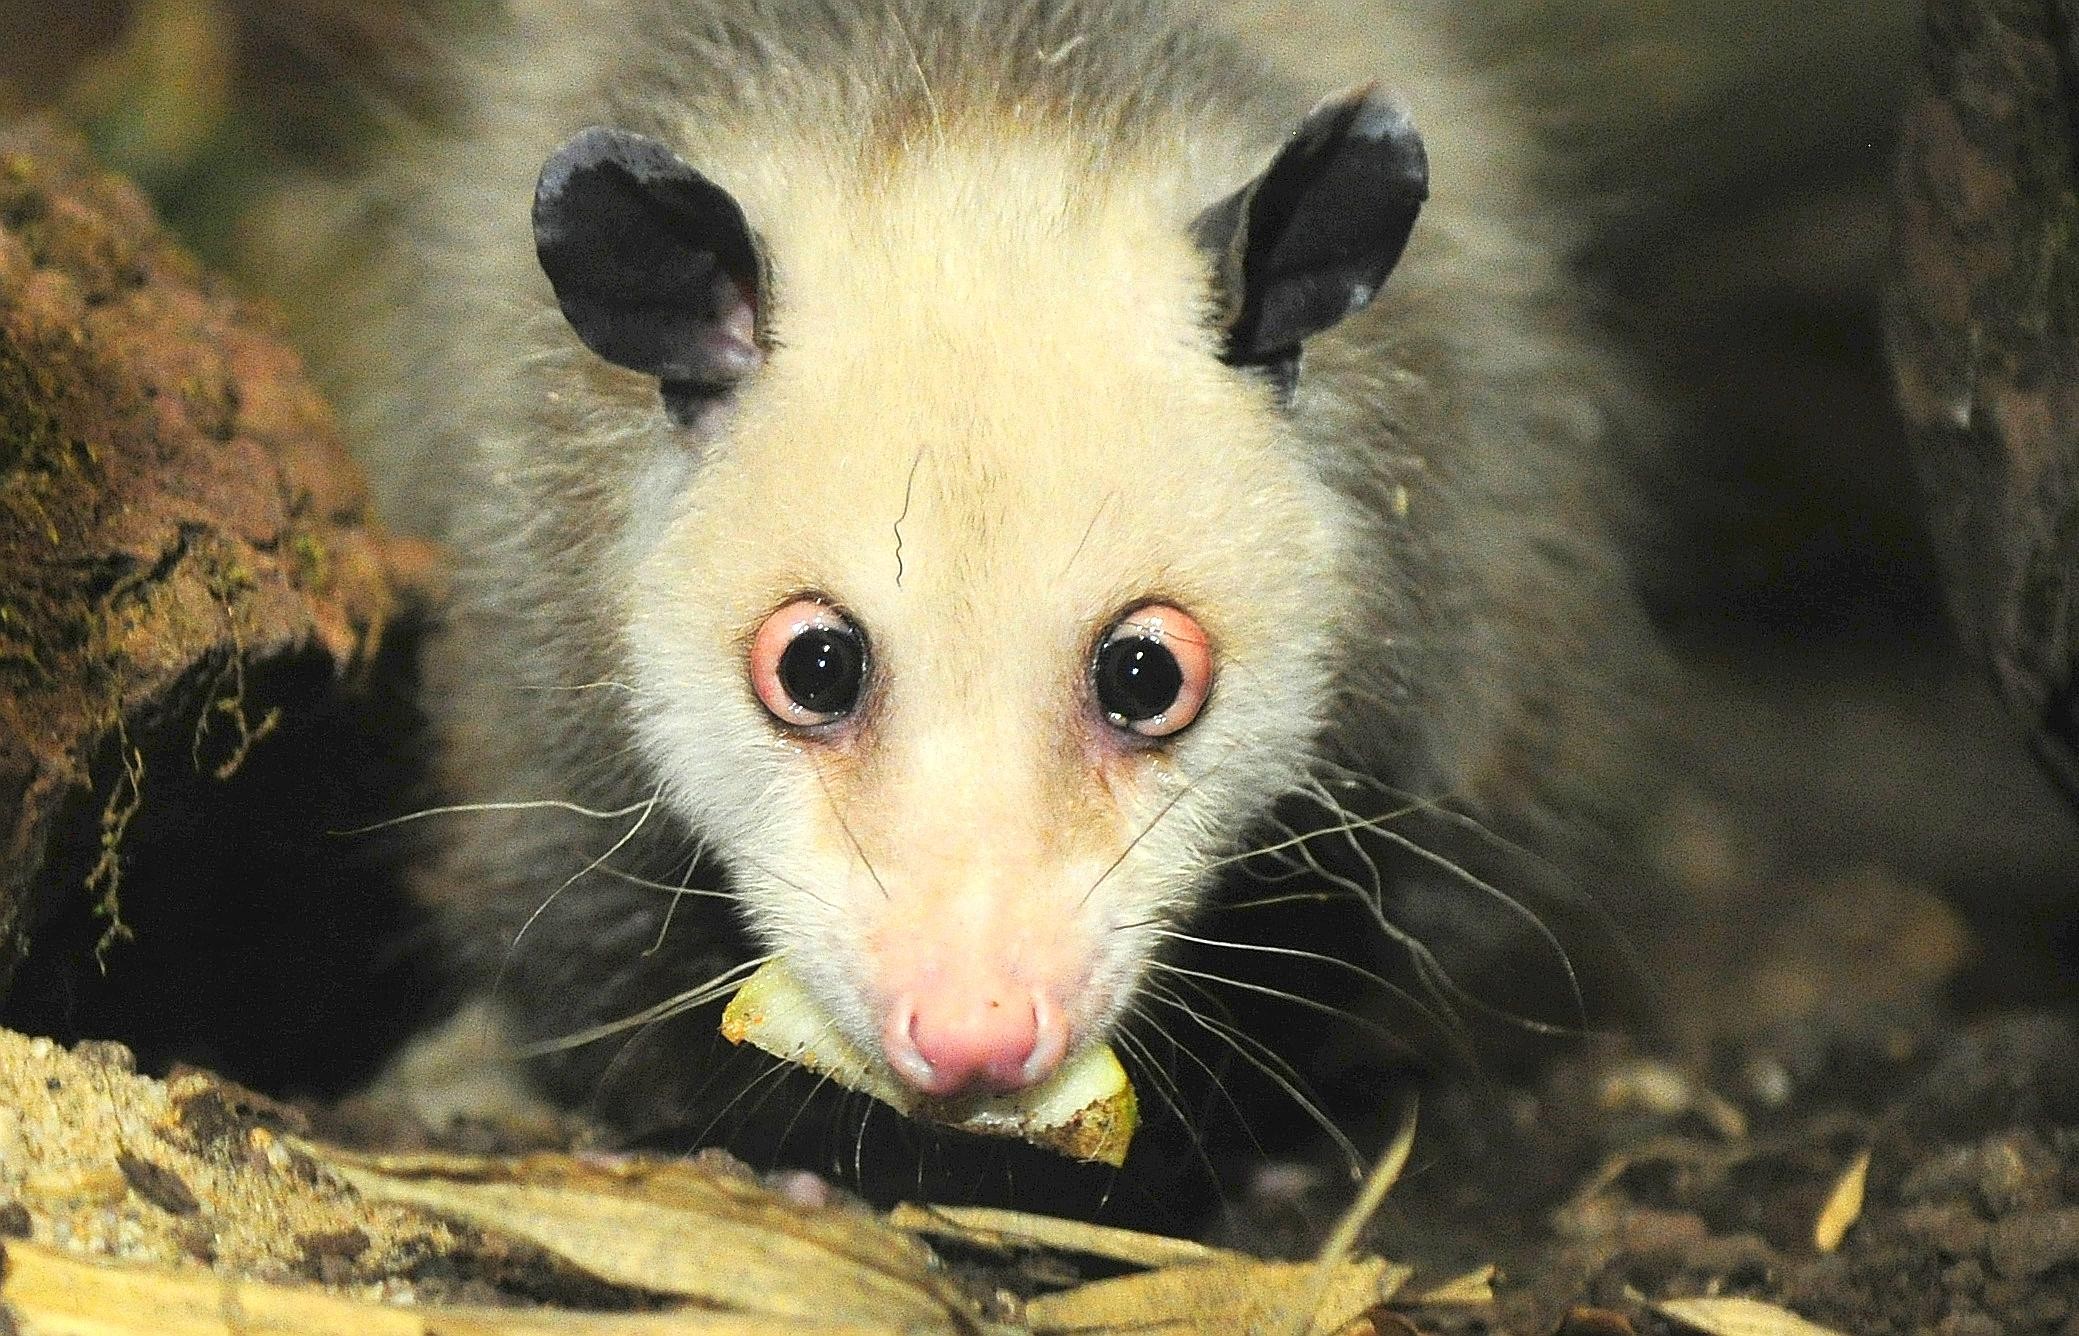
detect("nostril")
[882,996,936,1089]
[1019,990,1067,1086]
[891,984,1048,1097]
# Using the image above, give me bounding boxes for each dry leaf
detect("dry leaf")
[311,1146,984,1333]
[1366,1314,1427,1336]
[1279,1097,1419,1336]
[1655,1295,1850,1336]
[0,1236,898,1335]
[1024,1255,1410,1336]
[1406,1265,1496,1306]
[887,1202,1245,1268]
[1811,1149,1870,1253]
[1554,1307,1638,1336]
[1595,1060,1747,1140]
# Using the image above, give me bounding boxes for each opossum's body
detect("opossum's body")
[340,0,1664,1135]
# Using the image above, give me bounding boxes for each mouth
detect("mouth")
[720,958,1139,1166]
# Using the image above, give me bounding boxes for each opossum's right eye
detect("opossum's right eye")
[1094,605,1211,739]
[751,600,868,728]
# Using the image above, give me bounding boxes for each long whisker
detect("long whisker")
[1307,776,1466,1042]
[522,953,773,1055]
[1322,765,1666,1022]
[1144,981,1362,1177]
[1112,1023,1187,1128]
[1151,928,1446,1052]
[1149,960,1422,1062]
[852,1093,876,1186]
[1211,888,1366,912]
[1351,821,1589,1036]
[497,781,666,993]
[517,679,644,696]
[583,860,739,955]
[773,1070,838,1169]
[1280,827,1589,1043]
[1301,776,1391,925]
[1125,1002,1270,1163]
[690,994,847,1150]
[1113,1021,1229,1199]
[331,796,657,836]
[1259,824,1469,1042]
[816,770,891,901]
[1315,759,1598,870]
[1204,798,1426,871]
[588,994,733,1117]
[1081,738,1241,910]
[694,1053,801,1149]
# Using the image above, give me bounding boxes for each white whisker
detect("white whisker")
[522,952,773,1054]
[1144,980,1362,1177]
[497,780,666,993]
[331,796,657,835]
[1151,927,1446,1049]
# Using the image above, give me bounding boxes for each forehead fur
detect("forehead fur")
[668,125,1343,671]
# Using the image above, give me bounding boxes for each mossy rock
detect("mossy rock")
[0,118,439,1000]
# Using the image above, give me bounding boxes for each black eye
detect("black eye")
[1093,604,1212,738]
[777,626,865,716]
[1096,636,1183,723]
[752,599,868,727]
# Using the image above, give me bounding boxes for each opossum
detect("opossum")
[333,0,1668,1145]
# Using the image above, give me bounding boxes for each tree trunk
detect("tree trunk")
[1886,0,2079,800]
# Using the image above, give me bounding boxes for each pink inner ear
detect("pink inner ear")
[701,272,763,379]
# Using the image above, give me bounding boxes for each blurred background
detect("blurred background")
[0,0,2072,1090]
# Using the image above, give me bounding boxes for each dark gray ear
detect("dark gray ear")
[1195,89,1428,373]
[534,126,763,392]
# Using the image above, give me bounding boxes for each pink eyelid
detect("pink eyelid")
[749,598,849,725]
[1110,603,1211,737]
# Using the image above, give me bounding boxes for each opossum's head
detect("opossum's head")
[533,93,1426,1098]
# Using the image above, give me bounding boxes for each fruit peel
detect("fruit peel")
[721,960,1137,1167]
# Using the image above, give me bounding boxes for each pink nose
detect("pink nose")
[883,985,1067,1097]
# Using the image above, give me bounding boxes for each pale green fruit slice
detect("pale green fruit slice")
[720,959,1137,1167]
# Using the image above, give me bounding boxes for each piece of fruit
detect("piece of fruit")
[721,960,1138,1166]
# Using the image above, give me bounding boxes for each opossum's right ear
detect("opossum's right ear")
[1195,88,1427,381]
[534,127,764,399]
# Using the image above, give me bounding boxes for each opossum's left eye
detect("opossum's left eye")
[1094,605,1211,739]
[751,599,867,728]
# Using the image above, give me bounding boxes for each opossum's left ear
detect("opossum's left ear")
[1195,88,1427,374]
[534,126,764,399]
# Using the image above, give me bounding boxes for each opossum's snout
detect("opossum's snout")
[751,601,1052,1096]
[744,596,1216,1098]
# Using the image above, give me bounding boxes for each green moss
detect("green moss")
[177,368,237,441]
[0,328,100,521]
[0,327,105,691]
[2037,187,2077,338]
[87,732,144,967]
[0,603,45,678]
[190,541,279,783]
[0,156,50,256]
[289,529,332,593]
